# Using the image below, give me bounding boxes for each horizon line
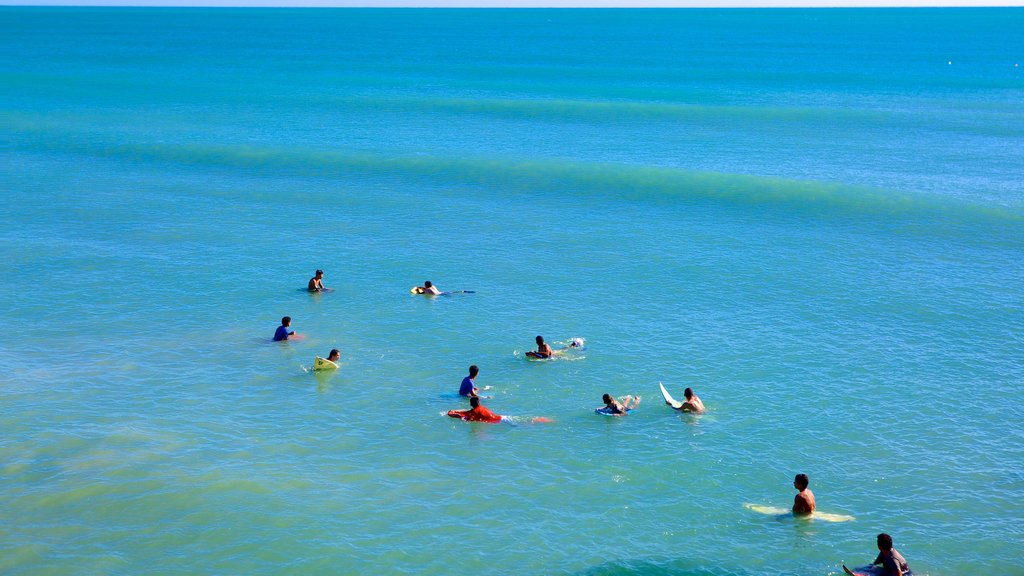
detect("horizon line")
[5,1,1024,7]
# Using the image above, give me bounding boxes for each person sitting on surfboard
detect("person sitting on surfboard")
[792,473,816,516]
[843,533,913,576]
[447,396,504,424]
[273,316,296,341]
[599,393,641,416]
[679,387,705,413]
[459,365,480,398]
[308,270,328,292]
[527,335,555,358]
[412,280,441,295]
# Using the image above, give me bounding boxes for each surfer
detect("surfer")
[307,269,328,292]
[459,365,480,398]
[599,393,641,416]
[273,316,296,341]
[447,396,504,423]
[843,533,913,576]
[327,349,340,363]
[792,473,816,515]
[530,335,554,358]
[678,387,705,413]
[412,281,441,295]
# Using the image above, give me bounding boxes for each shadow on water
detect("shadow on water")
[574,557,803,576]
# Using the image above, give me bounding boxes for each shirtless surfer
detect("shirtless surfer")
[792,473,816,516]
[412,280,441,295]
[678,387,705,413]
[844,533,913,576]
[528,335,554,358]
[308,269,328,292]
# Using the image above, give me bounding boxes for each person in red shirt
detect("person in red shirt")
[447,396,505,424]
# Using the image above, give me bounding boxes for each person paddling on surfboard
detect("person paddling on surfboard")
[412,280,441,295]
[792,473,816,516]
[273,316,297,341]
[308,269,329,292]
[843,533,913,576]
[599,393,641,416]
[447,396,504,423]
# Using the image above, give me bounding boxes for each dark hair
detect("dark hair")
[602,394,612,403]
[329,348,339,357]
[470,396,480,408]
[282,316,291,325]
[424,281,432,288]
[877,533,893,551]
[536,335,545,344]
[684,387,694,399]
[469,365,479,377]
[794,473,809,488]
[315,269,324,276]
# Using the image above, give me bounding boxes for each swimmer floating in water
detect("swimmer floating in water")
[598,393,641,416]
[411,280,441,295]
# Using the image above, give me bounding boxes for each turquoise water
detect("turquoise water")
[2,7,1023,575]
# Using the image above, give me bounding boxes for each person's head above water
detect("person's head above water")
[328,348,340,361]
[281,316,291,326]
[424,281,432,288]
[314,269,324,278]
[602,393,613,404]
[794,473,809,490]
[684,387,695,399]
[536,335,545,345]
[877,533,893,552]
[469,365,479,378]
[470,396,481,408]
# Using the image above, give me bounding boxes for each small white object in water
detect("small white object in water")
[570,337,585,348]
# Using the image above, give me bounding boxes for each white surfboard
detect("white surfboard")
[313,356,339,371]
[660,382,683,409]
[744,503,854,522]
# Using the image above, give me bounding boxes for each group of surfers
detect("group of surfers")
[283,270,913,576]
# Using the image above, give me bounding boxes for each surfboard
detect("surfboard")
[843,565,882,576]
[744,503,854,522]
[313,356,339,371]
[660,382,683,409]
[595,407,631,416]
[525,351,552,359]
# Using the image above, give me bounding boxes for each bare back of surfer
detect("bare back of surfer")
[792,473,816,516]
[680,387,705,413]
[308,269,327,292]
[535,335,553,358]
[413,280,441,295]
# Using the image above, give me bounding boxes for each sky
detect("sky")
[5,0,1024,6]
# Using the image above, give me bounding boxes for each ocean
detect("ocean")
[1,7,1022,575]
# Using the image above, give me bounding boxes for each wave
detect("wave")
[5,122,1022,227]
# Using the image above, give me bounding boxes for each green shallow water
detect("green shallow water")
[1,7,1023,575]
